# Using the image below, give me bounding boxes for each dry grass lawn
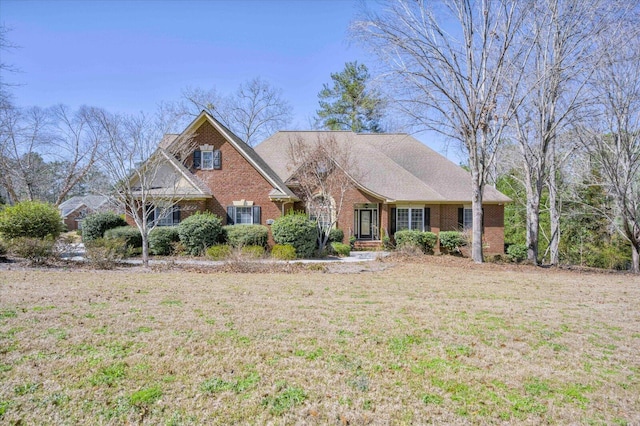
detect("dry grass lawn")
[1,258,639,425]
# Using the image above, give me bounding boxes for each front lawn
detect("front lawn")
[0,260,638,424]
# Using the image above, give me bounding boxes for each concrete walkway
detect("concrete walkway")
[61,243,389,266]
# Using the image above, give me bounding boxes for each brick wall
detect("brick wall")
[184,120,284,229]
[336,185,383,242]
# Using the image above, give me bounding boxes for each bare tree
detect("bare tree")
[353,0,529,262]
[92,109,194,267]
[509,0,617,264]
[0,104,102,205]
[0,106,50,203]
[579,41,640,273]
[287,134,357,253]
[179,77,292,146]
[0,24,19,110]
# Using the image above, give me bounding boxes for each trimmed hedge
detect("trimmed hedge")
[149,227,180,255]
[223,224,269,248]
[271,213,317,258]
[206,244,231,260]
[394,230,437,253]
[0,201,64,240]
[439,231,467,253]
[331,242,350,257]
[271,244,296,260]
[82,212,127,242]
[178,212,224,256]
[104,226,142,248]
[241,245,265,259]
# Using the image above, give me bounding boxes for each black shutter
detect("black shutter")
[252,206,261,224]
[458,208,464,229]
[172,206,180,225]
[226,206,235,225]
[213,150,221,169]
[193,150,201,169]
[390,207,396,238]
[146,205,155,224]
[424,207,431,232]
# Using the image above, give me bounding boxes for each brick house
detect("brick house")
[134,111,510,254]
[59,195,120,231]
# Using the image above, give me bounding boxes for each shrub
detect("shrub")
[0,240,7,258]
[439,231,467,253]
[9,237,56,265]
[178,212,224,256]
[223,224,269,248]
[328,228,344,244]
[206,244,231,260]
[82,212,127,242]
[84,237,127,269]
[0,201,64,240]
[349,236,356,249]
[394,230,438,253]
[395,230,422,250]
[104,226,142,249]
[271,213,317,258]
[149,227,180,255]
[241,245,265,259]
[506,244,528,263]
[331,242,350,257]
[271,244,296,260]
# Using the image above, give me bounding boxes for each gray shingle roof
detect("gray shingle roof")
[255,131,511,204]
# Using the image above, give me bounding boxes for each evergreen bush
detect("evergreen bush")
[82,212,127,242]
[439,231,467,253]
[271,244,296,260]
[223,224,269,248]
[206,244,231,260]
[149,227,180,255]
[0,201,64,240]
[331,242,351,257]
[394,230,438,253]
[104,226,142,249]
[506,244,528,263]
[178,212,224,256]
[328,228,344,244]
[271,213,317,258]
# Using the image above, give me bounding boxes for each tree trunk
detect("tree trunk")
[632,243,639,274]
[471,168,484,263]
[141,231,149,268]
[548,147,560,265]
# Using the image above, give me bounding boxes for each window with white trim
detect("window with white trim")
[396,207,424,231]
[201,149,221,170]
[235,206,253,224]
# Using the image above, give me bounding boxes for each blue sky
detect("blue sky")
[2,0,455,158]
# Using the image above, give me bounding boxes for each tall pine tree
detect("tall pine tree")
[316,62,385,133]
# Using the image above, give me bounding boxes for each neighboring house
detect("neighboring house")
[59,195,120,231]
[131,111,510,253]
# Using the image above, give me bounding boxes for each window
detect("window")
[396,207,424,231]
[226,205,261,225]
[235,207,253,224]
[148,204,180,227]
[200,149,221,170]
[463,208,472,231]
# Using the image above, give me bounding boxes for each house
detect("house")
[58,195,120,231]
[134,111,510,254]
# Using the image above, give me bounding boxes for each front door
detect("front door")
[359,210,372,238]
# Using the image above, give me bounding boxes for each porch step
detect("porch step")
[353,240,383,251]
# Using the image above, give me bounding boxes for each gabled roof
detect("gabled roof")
[131,149,213,199]
[164,111,298,201]
[59,195,113,217]
[255,131,511,204]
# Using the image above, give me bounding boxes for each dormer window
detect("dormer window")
[194,145,221,170]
